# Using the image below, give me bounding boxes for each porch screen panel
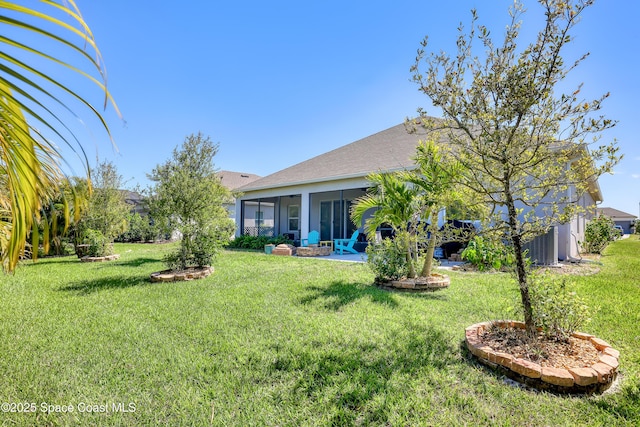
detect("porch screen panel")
[320,201,332,241]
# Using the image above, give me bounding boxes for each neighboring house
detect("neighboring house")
[596,207,637,234]
[235,122,604,263]
[121,190,147,216]
[218,170,262,227]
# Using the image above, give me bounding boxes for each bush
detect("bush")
[461,236,515,271]
[528,273,592,341]
[365,238,409,282]
[116,213,161,243]
[583,215,618,254]
[83,229,113,257]
[226,234,292,251]
[634,219,640,234]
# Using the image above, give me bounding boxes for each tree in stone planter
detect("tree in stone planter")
[403,139,464,278]
[411,0,620,335]
[352,140,467,282]
[147,133,235,271]
[77,160,129,257]
[351,171,422,279]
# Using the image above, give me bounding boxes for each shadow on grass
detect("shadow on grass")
[116,257,163,268]
[58,274,152,295]
[269,322,457,425]
[590,375,640,421]
[300,280,399,310]
[23,256,78,267]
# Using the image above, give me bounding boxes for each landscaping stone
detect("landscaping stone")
[150,267,213,283]
[80,254,120,263]
[378,274,450,292]
[464,320,619,394]
[271,244,296,256]
[511,358,542,378]
[541,367,575,387]
[296,246,331,257]
[568,367,598,386]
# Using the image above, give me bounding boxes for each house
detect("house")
[235,122,604,263]
[596,207,637,234]
[217,170,261,225]
[235,123,434,245]
[121,190,146,216]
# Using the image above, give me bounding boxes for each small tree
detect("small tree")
[147,133,235,271]
[405,139,463,277]
[351,172,422,278]
[77,160,129,256]
[411,0,620,335]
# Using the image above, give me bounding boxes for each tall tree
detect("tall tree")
[411,0,620,334]
[147,133,235,271]
[1,1,118,272]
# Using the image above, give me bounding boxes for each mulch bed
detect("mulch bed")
[480,325,600,369]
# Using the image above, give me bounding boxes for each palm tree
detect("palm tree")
[1,1,118,272]
[404,140,462,277]
[351,172,422,278]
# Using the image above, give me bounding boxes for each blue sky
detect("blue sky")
[39,1,640,216]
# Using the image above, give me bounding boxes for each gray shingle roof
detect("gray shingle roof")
[218,170,262,190]
[597,207,637,220]
[239,122,432,192]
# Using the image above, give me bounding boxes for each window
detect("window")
[255,211,264,226]
[288,205,299,231]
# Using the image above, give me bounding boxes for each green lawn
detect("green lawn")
[1,238,639,426]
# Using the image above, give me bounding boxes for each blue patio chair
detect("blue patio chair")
[301,230,320,247]
[334,230,360,254]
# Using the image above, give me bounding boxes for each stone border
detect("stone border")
[150,267,213,282]
[465,321,619,394]
[80,254,120,263]
[378,274,450,292]
[296,246,331,257]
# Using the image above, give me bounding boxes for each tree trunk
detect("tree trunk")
[403,232,417,278]
[505,193,535,336]
[420,208,438,277]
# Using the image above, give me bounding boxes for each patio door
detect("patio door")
[320,200,356,241]
[320,201,332,241]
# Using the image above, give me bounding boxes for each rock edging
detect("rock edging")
[378,273,450,292]
[150,267,214,282]
[465,320,619,394]
[80,254,120,263]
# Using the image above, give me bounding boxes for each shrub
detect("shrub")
[365,238,409,283]
[583,215,618,254]
[83,229,113,257]
[461,236,515,271]
[634,219,640,234]
[528,273,592,341]
[116,213,161,243]
[226,235,292,251]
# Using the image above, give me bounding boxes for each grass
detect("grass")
[0,238,638,426]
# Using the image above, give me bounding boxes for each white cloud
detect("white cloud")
[632,174,640,179]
